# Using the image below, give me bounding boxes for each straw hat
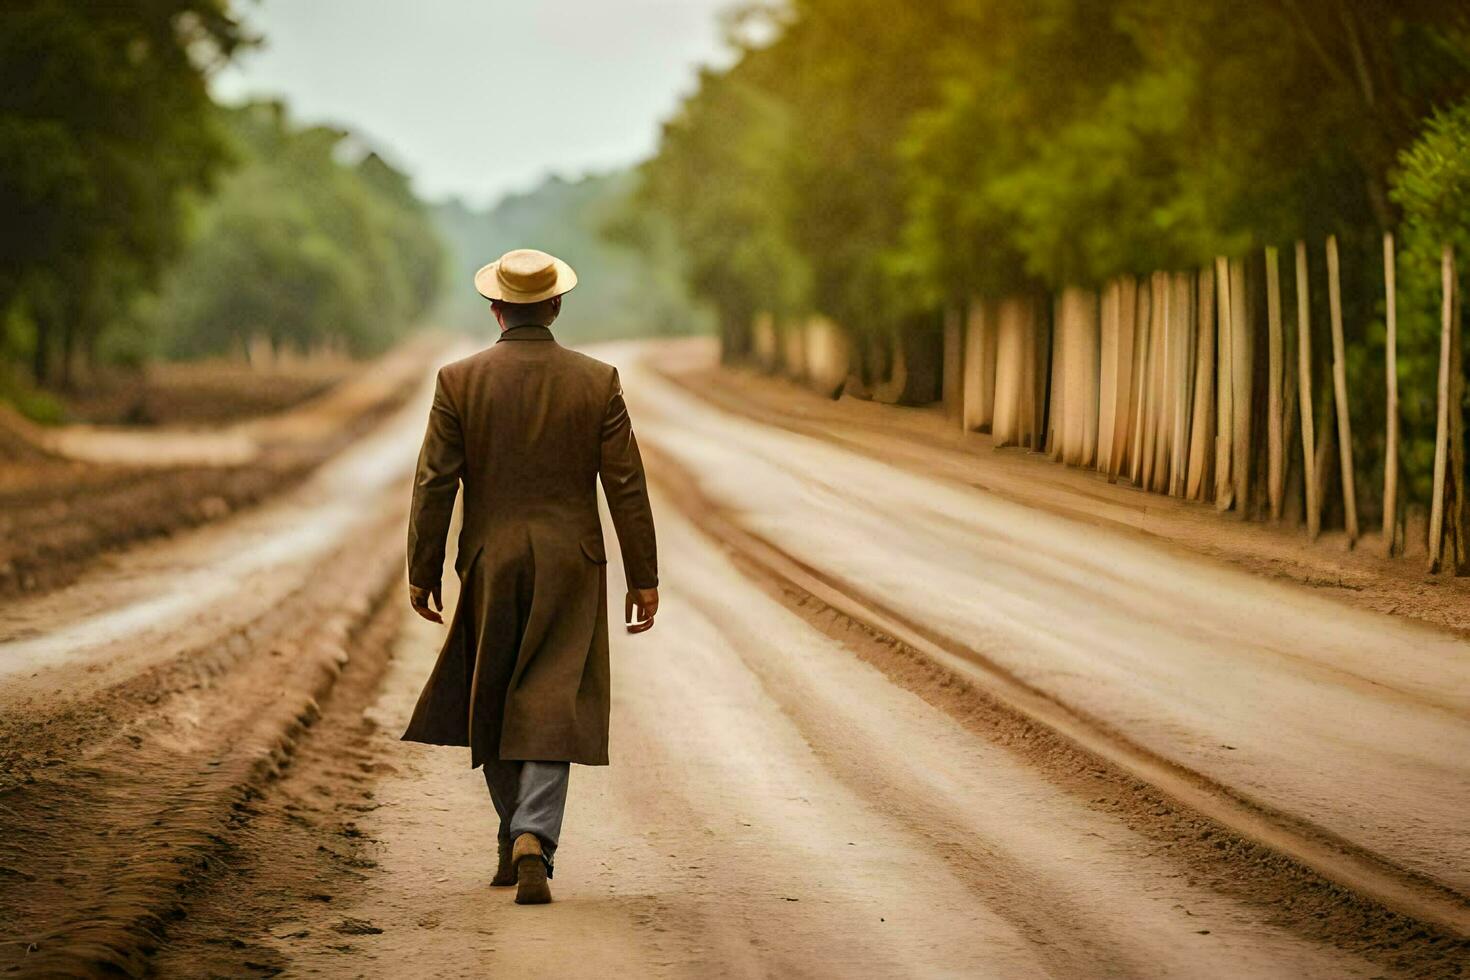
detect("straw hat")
[474,249,578,304]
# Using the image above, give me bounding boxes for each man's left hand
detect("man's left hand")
[409,583,444,624]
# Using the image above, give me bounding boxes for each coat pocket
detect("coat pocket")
[579,536,608,565]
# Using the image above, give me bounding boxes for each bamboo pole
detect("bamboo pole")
[1229,258,1251,514]
[1382,233,1400,555]
[1214,257,1234,510]
[1186,264,1215,500]
[1295,242,1320,540]
[1326,235,1359,545]
[1429,245,1455,573]
[1266,247,1285,520]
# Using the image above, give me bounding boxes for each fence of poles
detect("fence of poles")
[746,236,1467,574]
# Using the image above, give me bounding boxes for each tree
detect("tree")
[153,103,445,359]
[0,0,248,384]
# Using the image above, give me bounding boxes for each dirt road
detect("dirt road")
[619,343,1470,904]
[3,339,1467,977]
[154,494,1411,978]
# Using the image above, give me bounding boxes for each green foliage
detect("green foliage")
[433,170,713,345]
[645,0,1470,509]
[153,103,445,358]
[648,0,1470,302]
[1391,98,1470,500]
[0,0,248,383]
[0,368,64,425]
[639,61,810,345]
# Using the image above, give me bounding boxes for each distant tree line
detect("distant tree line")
[641,0,1470,533]
[0,0,443,391]
[434,170,712,344]
[152,103,444,361]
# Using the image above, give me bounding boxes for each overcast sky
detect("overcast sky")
[213,0,736,207]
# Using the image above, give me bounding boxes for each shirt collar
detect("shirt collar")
[496,325,555,343]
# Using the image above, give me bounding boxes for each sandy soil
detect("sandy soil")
[657,340,1470,638]
[4,337,1467,977]
[61,359,353,428]
[0,352,451,974]
[153,500,1425,978]
[0,340,443,600]
[616,342,1470,907]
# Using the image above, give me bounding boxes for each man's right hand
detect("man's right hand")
[625,588,658,633]
[410,583,444,624]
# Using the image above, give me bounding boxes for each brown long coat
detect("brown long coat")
[401,324,657,767]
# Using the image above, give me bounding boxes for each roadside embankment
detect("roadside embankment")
[0,336,442,599]
[651,338,1470,638]
[0,511,405,976]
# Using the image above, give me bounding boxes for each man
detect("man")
[401,248,659,906]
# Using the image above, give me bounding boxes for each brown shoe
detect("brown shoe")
[491,838,517,887]
[512,832,551,905]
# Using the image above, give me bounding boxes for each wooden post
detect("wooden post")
[943,306,964,428]
[1186,264,1215,500]
[1129,283,1152,486]
[1098,281,1120,473]
[1266,247,1285,520]
[1326,235,1359,545]
[1031,298,1051,451]
[1282,306,1300,522]
[961,299,997,433]
[1169,272,1195,497]
[1295,241,1320,540]
[1055,288,1099,467]
[1451,260,1467,573]
[1214,257,1234,510]
[1080,290,1101,468]
[991,298,1024,448]
[1229,258,1251,515]
[1107,277,1139,480]
[1429,245,1455,572]
[1382,233,1400,555]
[1047,295,1066,461]
[1142,273,1167,491]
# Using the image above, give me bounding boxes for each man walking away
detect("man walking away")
[401,248,659,905]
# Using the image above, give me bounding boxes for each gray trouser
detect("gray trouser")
[483,759,570,872]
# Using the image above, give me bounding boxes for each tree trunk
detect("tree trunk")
[32,311,52,386]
